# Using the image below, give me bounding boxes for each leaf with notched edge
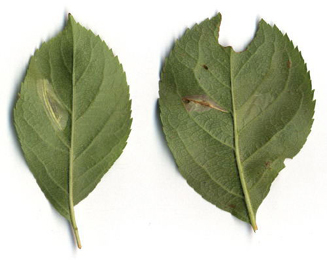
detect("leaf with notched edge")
[14,14,132,248]
[159,13,314,230]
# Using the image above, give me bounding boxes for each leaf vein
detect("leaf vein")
[74,41,100,86]
[75,49,105,122]
[236,34,276,112]
[47,49,72,114]
[233,33,266,80]
[241,92,304,164]
[75,136,128,202]
[73,108,120,162]
[175,128,243,199]
[24,142,68,195]
[60,37,72,74]
[249,157,280,191]
[22,116,69,151]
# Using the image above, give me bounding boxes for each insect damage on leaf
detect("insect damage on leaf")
[14,14,132,248]
[182,95,228,113]
[37,79,69,131]
[159,13,315,230]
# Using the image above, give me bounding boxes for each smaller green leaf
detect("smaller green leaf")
[14,14,132,248]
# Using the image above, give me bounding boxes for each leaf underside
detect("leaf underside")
[159,13,314,228]
[14,14,132,245]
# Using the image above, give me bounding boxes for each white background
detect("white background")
[1,0,326,259]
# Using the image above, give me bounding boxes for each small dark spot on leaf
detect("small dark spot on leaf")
[287,60,292,68]
[265,161,271,169]
[202,64,209,70]
[229,204,236,209]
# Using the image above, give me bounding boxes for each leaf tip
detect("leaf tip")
[68,13,76,24]
[258,18,267,26]
[214,12,222,20]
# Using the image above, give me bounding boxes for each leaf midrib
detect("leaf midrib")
[230,49,258,231]
[68,18,81,248]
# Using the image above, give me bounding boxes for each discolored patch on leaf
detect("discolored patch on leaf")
[265,161,272,169]
[287,60,292,68]
[182,95,228,113]
[37,79,69,131]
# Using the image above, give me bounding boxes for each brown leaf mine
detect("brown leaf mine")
[182,95,228,113]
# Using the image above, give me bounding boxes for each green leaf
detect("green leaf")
[14,14,132,248]
[159,13,315,230]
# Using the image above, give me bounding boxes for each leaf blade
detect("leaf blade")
[159,13,314,228]
[14,14,132,247]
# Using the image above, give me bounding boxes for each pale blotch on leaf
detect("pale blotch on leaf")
[37,79,69,131]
